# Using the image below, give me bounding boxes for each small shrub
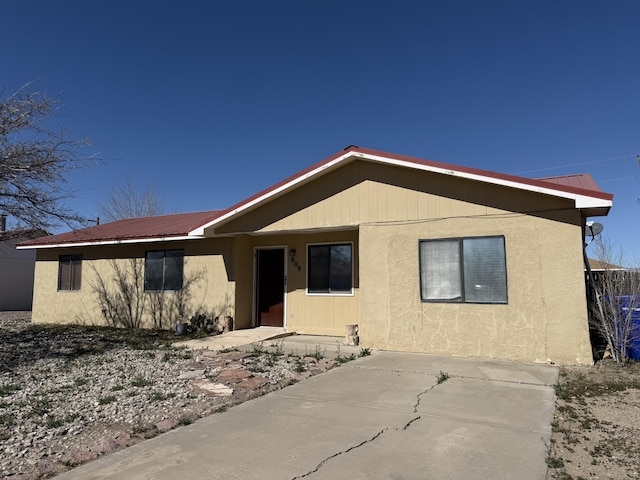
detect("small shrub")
[0,413,15,427]
[294,357,306,373]
[269,338,285,356]
[99,395,117,405]
[65,412,82,422]
[178,416,193,426]
[436,371,450,384]
[358,347,372,357]
[46,416,64,428]
[131,376,151,387]
[305,345,325,361]
[74,377,89,387]
[29,398,51,416]
[546,455,565,469]
[148,391,175,402]
[252,342,265,355]
[0,384,21,396]
[337,353,357,364]
[218,346,240,354]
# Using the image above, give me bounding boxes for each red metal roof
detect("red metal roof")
[18,210,223,248]
[214,147,613,221]
[18,146,614,249]
[536,174,602,192]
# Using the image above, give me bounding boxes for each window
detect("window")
[144,250,184,291]
[419,236,507,303]
[308,243,353,294]
[58,255,82,291]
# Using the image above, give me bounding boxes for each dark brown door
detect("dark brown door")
[256,248,285,327]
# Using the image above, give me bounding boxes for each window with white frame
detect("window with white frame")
[419,236,507,303]
[307,243,352,294]
[58,254,82,291]
[144,250,184,292]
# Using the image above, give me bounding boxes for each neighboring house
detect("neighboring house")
[0,225,45,311]
[18,146,613,364]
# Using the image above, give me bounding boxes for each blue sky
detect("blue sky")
[4,1,639,262]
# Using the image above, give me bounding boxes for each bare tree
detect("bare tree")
[0,83,94,231]
[92,259,146,329]
[587,236,640,363]
[98,178,165,222]
[92,258,208,330]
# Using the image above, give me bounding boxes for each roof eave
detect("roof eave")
[191,149,614,235]
[16,234,203,250]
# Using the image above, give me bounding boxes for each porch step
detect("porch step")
[174,327,290,350]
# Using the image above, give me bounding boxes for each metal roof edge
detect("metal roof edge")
[16,234,202,250]
[190,147,614,234]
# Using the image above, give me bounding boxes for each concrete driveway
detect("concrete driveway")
[55,350,558,480]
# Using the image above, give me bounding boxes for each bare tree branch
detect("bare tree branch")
[98,178,165,222]
[588,236,640,363]
[0,83,95,231]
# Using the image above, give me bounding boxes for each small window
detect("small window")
[419,236,507,303]
[308,243,353,294]
[144,250,184,292]
[58,255,82,291]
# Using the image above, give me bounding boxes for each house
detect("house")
[18,146,613,364]
[0,217,44,310]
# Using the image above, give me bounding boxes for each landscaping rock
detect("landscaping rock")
[0,312,340,479]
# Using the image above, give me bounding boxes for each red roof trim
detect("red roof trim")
[193,146,612,234]
[19,146,614,248]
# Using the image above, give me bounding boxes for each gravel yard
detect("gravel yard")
[0,312,340,479]
[546,360,640,480]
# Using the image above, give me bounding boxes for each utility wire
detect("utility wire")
[513,154,639,175]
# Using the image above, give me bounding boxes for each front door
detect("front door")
[255,248,285,327]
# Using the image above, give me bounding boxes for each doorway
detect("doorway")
[255,248,285,327]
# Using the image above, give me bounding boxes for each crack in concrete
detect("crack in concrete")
[352,365,556,387]
[290,427,390,479]
[290,382,437,479]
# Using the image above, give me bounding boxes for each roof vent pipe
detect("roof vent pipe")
[0,214,6,233]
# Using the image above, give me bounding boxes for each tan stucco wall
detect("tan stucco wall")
[29,160,596,364]
[232,231,359,336]
[31,238,235,329]
[358,212,593,365]
[213,160,594,363]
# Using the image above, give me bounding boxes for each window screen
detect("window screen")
[420,236,507,303]
[144,250,184,291]
[308,244,352,294]
[58,255,82,291]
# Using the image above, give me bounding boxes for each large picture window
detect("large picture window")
[308,243,353,294]
[58,254,82,291]
[419,236,507,303]
[144,250,184,292]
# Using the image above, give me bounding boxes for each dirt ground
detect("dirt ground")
[546,360,640,480]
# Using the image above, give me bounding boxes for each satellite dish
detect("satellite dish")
[585,221,604,245]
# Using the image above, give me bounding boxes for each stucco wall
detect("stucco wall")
[358,213,593,365]
[232,231,360,336]
[31,238,235,328]
[216,161,594,363]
